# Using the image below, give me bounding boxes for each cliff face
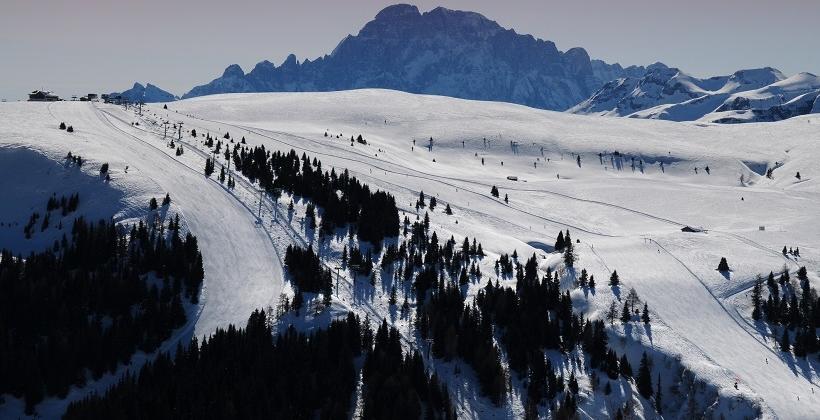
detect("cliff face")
[183,4,644,110]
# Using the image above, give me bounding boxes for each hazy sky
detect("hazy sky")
[2,0,818,100]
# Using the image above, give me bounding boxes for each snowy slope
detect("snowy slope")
[0,100,284,346]
[151,89,820,419]
[568,67,820,123]
[3,89,820,418]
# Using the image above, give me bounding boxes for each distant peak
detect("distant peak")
[132,82,145,89]
[222,64,245,78]
[646,62,670,71]
[374,4,420,20]
[282,54,298,67]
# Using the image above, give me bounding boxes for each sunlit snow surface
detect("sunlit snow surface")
[1,89,818,418]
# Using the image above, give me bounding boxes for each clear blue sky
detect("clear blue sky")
[1,0,818,100]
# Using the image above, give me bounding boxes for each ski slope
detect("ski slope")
[2,88,819,418]
[152,89,820,419]
[0,101,284,339]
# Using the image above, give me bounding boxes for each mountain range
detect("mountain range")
[110,82,177,103]
[569,65,820,123]
[181,4,647,110]
[133,4,820,123]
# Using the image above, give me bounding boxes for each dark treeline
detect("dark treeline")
[230,146,399,243]
[46,192,80,216]
[399,215,484,291]
[751,266,819,356]
[416,282,508,405]
[284,244,332,303]
[390,216,656,416]
[0,216,204,414]
[66,310,455,420]
[363,319,457,420]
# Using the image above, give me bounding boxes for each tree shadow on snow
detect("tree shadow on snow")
[643,324,653,346]
[611,285,621,300]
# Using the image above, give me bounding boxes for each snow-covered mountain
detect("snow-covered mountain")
[570,66,820,123]
[182,4,647,110]
[111,82,177,103]
[4,89,820,419]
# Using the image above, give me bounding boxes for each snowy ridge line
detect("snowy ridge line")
[178,113,618,237]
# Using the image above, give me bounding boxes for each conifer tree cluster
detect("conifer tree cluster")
[1,216,204,414]
[753,267,819,356]
[363,320,456,419]
[416,282,508,405]
[46,193,80,216]
[65,151,83,167]
[284,245,332,301]
[65,311,455,419]
[231,147,399,243]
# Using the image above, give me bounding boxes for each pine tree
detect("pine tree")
[636,352,654,399]
[389,286,397,305]
[621,302,631,324]
[606,301,619,325]
[563,242,575,268]
[751,275,763,320]
[504,194,509,203]
[717,257,730,272]
[490,186,499,198]
[417,191,426,208]
[554,231,565,252]
[445,204,453,215]
[162,193,171,206]
[588,275,595,289]
[609,270,620,287]
[578,269,588,288]
[619,354,633,378]
[642,303,651,324]
[459,267,469,286]
[149,197,158,210]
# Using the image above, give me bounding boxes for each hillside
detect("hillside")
[162,90,820,418]
[2,90,819,418]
